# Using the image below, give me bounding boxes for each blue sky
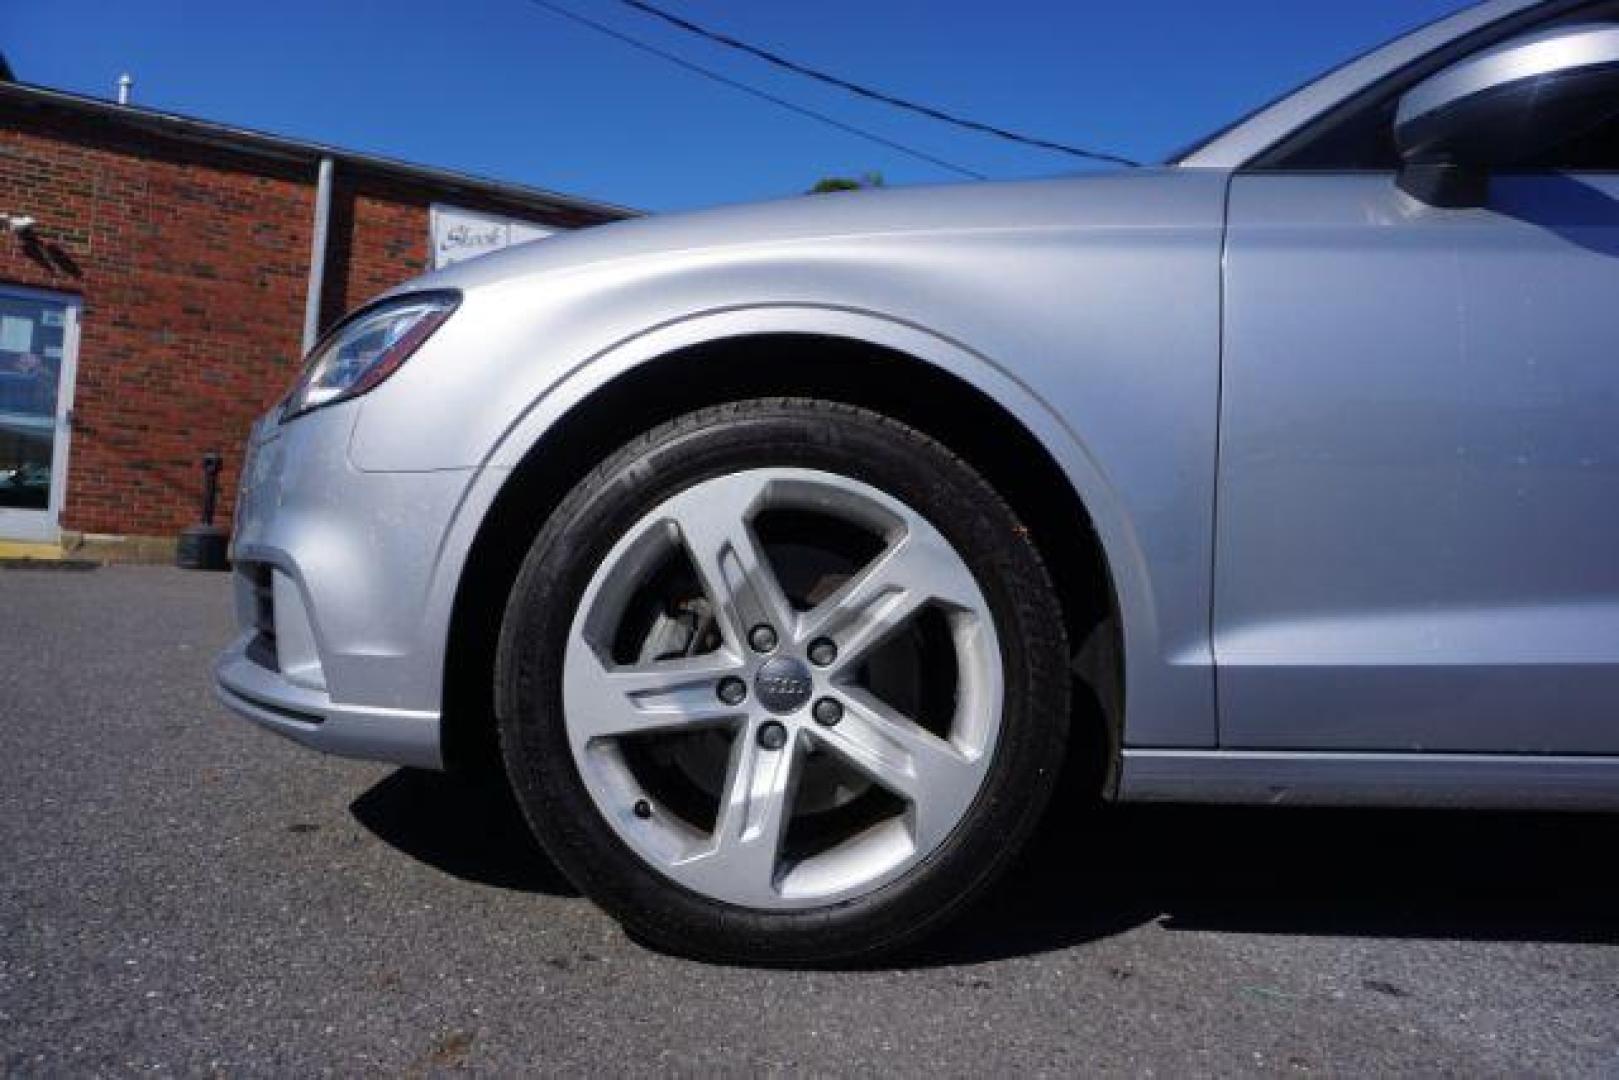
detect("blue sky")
[5,1,1469,212]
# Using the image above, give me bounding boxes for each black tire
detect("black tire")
[495,398,1069,965]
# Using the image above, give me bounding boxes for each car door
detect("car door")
[1215,7,1619,753]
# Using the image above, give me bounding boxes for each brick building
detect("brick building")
[0,77,631,557]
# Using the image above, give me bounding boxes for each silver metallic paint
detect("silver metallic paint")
[218,0,1619,808]
[353,170,1230,750]
[214,645,440,768]
[229,407,474,717]
[1217,172,1619,753]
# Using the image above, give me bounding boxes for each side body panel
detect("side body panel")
[1217,173,1619,752]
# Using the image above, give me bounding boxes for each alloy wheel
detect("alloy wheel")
[561,467,1004,909]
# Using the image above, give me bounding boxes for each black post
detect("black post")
[176,452,231,571]
[201,452,223,526]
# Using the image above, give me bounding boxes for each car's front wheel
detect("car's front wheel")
[496,398,1069,964]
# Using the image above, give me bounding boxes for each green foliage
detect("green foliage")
[808,171,886,194]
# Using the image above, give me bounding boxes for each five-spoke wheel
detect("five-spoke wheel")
[563,468,1003,908]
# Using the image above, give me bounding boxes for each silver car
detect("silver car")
[216,0,1619,963]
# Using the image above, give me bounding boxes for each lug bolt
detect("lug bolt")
[633,799,653,819]
[749,624,779,653]
[757,720,788,750]
[717,677,748,706]
[808,637,838,667]
[812,697,844,727]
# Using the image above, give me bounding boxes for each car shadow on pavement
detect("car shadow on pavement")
[911,799,1619,967]
[351,768,1619,965]
[349,769,578,897]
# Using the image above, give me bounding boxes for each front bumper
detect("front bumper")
[214,631,441,767]
[213,404,477,769]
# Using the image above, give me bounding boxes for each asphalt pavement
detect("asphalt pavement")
[1,566,1616,1076]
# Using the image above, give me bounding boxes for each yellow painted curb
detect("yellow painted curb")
[0,540,66,561]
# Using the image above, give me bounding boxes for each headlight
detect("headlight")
[281,291,459,420]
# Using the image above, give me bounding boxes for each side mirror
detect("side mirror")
[1395,23,1619,206]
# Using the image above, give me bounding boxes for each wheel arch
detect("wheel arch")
[442,322,1129,798]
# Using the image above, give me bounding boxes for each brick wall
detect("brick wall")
[0,101,610,539]
[0,113,312,536]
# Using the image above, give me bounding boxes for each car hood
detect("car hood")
[395,168,1196,295]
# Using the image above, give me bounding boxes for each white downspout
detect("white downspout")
[302,157,335,354]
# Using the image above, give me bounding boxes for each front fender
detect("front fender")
[407,300,1214,751]
[354,173,1224,749]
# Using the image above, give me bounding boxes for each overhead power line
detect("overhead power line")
[617,0,1140,168]
[522,0,987,179]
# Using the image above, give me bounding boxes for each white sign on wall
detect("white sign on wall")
[430,204,556,269]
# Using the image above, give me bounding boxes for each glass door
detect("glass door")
[0,287,80,543]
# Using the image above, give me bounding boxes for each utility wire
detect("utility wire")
[522,0,987,179]
[618,0,1140,168]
